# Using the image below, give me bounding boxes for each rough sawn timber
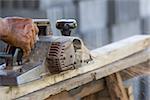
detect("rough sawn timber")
[0,35,150,100]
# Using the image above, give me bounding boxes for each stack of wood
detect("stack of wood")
[0,35,150,100]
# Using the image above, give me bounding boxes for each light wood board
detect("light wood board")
[0,35,150,100]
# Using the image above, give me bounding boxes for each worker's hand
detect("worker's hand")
[0,17,39,57]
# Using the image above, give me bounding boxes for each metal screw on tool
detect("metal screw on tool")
[56,19,77,36]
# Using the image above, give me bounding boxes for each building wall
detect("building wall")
[41,0,150,49]
[0,0,46,18]
[1,0,150,49]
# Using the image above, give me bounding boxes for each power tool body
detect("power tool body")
[0,19,92,86]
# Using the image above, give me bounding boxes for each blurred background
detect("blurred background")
[0,0,150,49]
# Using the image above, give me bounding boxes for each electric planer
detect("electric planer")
[0,19,93,86]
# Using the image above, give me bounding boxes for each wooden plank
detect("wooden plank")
[125,86,134,100]
[45,79,105,100]
[121,61,150,80]
[69,80,105,98]
[81,83,110,100]
[81,88,110,100]
[94,49,150,80]
[17,48,150,100]
[91,35,150,60]
[105,73,128,100]
[0,35,150,100]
